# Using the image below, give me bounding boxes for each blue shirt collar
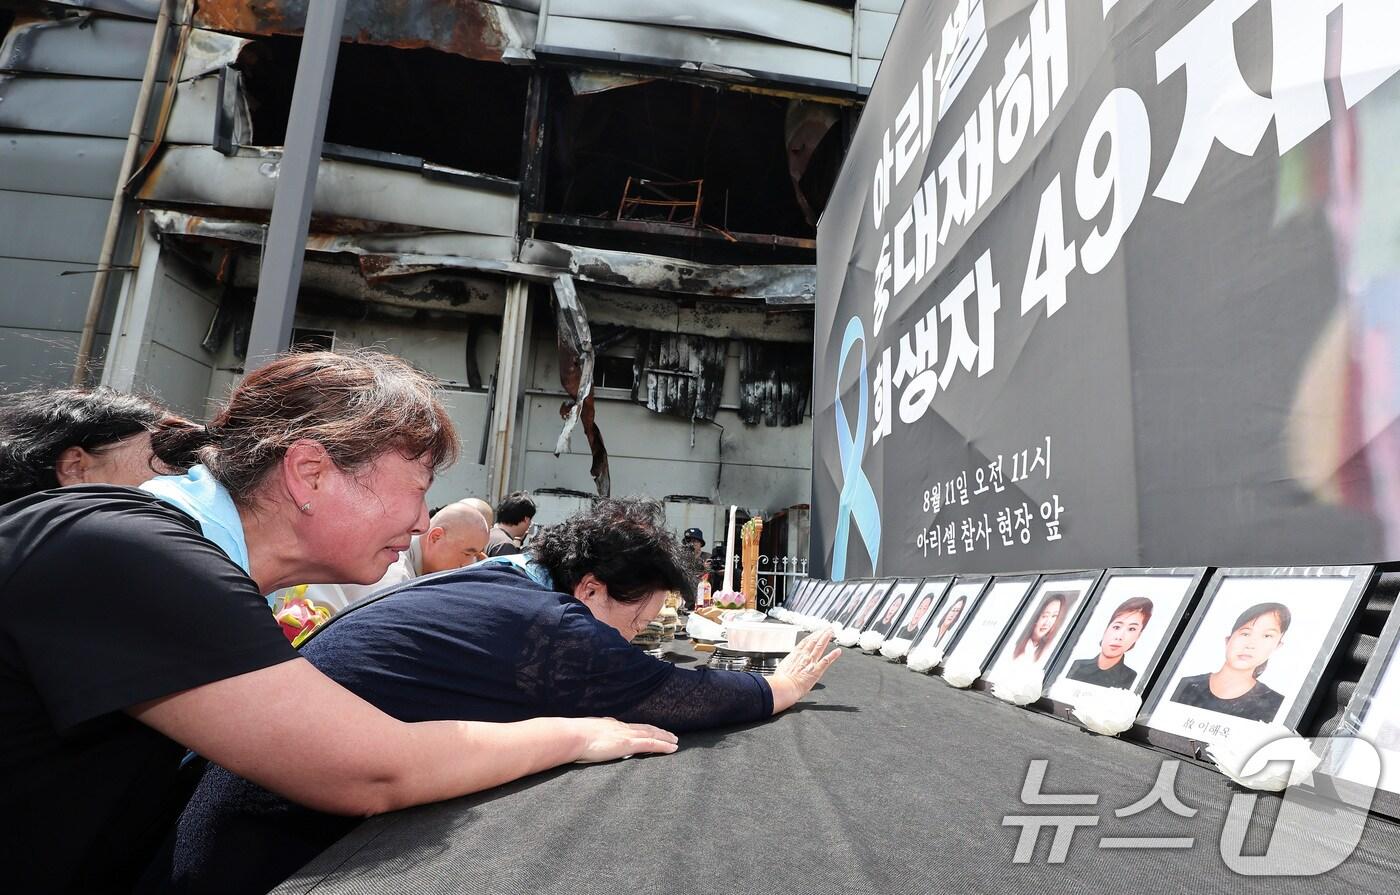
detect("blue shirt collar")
[140,465,251,575]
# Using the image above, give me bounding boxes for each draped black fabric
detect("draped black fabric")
[272,643,1400,895]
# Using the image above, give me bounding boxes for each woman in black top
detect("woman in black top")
[1169,602,1291,723]
[0,352,678,894]
[158,500,842,894]
[1066,596,1154,690]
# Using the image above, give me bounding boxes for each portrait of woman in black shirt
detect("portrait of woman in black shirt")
[1066,597,1154,690]
[1168,602,1290,723]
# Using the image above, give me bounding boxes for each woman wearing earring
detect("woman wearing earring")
[1169,602,1290,723]
[0,352,677,894]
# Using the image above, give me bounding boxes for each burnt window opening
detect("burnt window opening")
[594,354,637,391]
[542,76,847,249]
[236,37,527,179]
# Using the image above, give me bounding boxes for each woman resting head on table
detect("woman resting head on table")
[157,498,842,895]
[0,351,674,895]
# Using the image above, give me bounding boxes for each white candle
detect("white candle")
[722,504,737,592]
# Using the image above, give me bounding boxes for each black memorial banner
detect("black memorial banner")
[813,0,1400,578]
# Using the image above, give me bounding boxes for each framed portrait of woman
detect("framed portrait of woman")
[1142,566,1374,752]
[985,572,1102,685]
[1044,568,1208,713]
[880,578,947,642]
[853,579,899,631]
[941,575,1039,684]
[910,577,991,654]
[833,581,875,626]
[810,581,844,617]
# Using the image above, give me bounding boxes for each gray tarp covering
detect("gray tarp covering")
[812,0,1400,578]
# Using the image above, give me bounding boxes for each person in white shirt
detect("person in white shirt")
[303,501,490,611]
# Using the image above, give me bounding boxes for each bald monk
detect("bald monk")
[463,496,495,527]
[302,501,490,611]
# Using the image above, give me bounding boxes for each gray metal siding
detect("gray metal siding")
[0,16,159,387]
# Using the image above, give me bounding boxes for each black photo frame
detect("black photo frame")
[1042,567,1208,718]
[910,576,992,656]
[940,574,1039,688]
[1141,565,1375,756]
[876,578,940,641]
[984,571,1103,685]
[852,579,898,632]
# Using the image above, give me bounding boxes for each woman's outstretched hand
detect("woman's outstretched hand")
[569,717,680,763]
[770,629,842,713]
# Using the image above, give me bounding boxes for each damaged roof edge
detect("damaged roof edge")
[146,211,816,305]
[521,238,815,305]
[533,44,866,98]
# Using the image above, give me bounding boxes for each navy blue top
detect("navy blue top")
[147,562,772,894]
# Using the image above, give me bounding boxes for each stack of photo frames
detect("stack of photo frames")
[783,564,1400,816]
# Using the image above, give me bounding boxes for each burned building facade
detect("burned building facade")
[0,0,898,541]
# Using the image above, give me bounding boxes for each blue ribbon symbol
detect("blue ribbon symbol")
[832,315,882,580]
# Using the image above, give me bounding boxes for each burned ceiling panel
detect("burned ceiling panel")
[521,239,815,305]
[192,0,537,64]
[139,146,520,237]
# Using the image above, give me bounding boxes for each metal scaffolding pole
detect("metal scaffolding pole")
[245,0,348,370]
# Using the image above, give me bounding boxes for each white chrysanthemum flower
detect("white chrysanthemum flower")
[1208,725,1320,791]
[906,644,944,673]
[881,638,911,660]
[836,626,861,648]
[987,663,1045,706]
[1069,688,1142,736]
[858,631,885,652]
[941,655,982,688]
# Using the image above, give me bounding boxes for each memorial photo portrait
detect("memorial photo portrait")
[1145,568,1372,746]
[870,579,920,637]
[854,580,896,630]
[943,577,1037,676]
[823,582,860,620]
[987,575,1097,682]
[887,578,948,641]
[1045,571,1205,709]
[835,582,875,626]
[912,579,988,652]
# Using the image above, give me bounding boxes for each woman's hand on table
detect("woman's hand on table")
[769,629,842,713]
[569,717,680,763]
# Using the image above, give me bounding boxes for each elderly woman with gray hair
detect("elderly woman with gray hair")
[0,352,675,894]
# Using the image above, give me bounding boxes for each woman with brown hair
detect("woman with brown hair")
[0,352,676,894]
[1008,591,1072,668]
